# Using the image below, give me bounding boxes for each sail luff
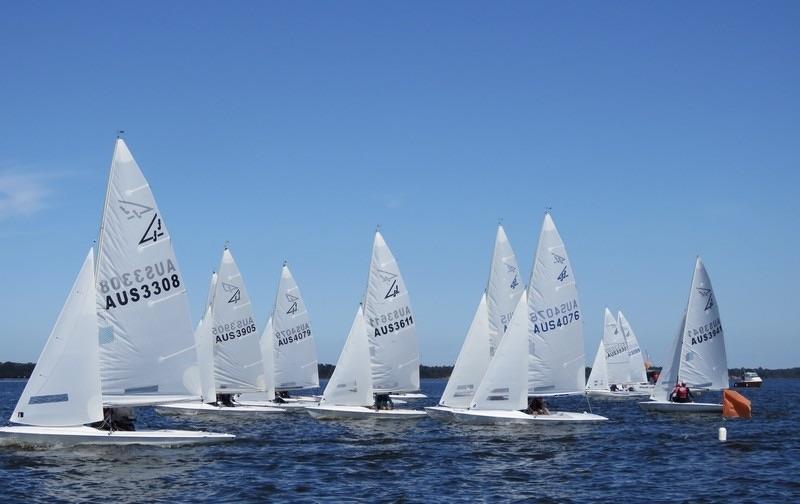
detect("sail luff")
[440,294,490,408]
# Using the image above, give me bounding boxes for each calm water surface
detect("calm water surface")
[0,379,798,502]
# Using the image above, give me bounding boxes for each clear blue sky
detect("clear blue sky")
[1,2,798,368]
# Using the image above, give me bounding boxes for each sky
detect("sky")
[1,2,798,368]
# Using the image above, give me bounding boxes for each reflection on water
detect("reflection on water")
[1,379,799,502]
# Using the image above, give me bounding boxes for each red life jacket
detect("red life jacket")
[676,386,689,399]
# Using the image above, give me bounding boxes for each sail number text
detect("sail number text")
[99,259,181,310]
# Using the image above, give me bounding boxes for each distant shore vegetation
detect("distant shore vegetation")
[3,361,799,380]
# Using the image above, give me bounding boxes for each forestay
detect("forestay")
[527,213,585,396]
[618,311,648,384]
[486,225,523,357]
[96,139,200,405]
[586,340,608,391]
[363,231,420,393]
[211,248,265,393]
[471,292,529,411]
[272,264,319,391]
[11,250,103,427]
[440,294,490,409]
[320,306,373,407]
[602,308,630,385]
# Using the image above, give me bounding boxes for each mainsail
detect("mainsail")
[471,292,529,411]
[652,258,728,400]
[486,224,523,356]
[271,264,319,391]
[11,250,103,427]
[527,213,585,396]
[210,248,265,393]
[602,308,630,385]
[363,231,420,393]
[96,139,200,405]
[439,294,490,409]
[320,306,373,407]
[618,311,648,384]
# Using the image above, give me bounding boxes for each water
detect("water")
[1,379,798,503]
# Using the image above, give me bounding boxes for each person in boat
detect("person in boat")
[526,397,549,415]
[216,393,236,407]
[374,393,394,410]
[610,384,619,392]
[669,382,694,403]
[91,407,136,431]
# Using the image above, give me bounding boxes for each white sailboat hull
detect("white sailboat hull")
[451,409,608,425]
[424,406,465,422]
[305,405,426,420]
[234,400,316,411]
[389,393,427,400]
[0,425,234,447]
[586,389,651,400]
[155,402,285,416]
[638,400,722,413]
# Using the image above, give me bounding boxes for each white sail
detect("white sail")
[652,315,686,401]
[210,248,265,393]
[486,224,523,356]
[259,316,277,400]
[586,340,608,391]
[363,231,419,393]
[320,306,373,407]
[652,257,729,400]
[439,294,490,408]
[471,291,529,411]
[618,311,648,384]
[271,264,319,391]
[527,213,585,396]
[602,308,630,385]
[193,272,218,403]
[678,258,728,389]
[96,139,200,405]
[11,250,103,427]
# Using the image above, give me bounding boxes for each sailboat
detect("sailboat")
[237,263,321,410]
[426,224,522,421]
[452,213,606,424]
[306,231,425,419]
[639,257,729,413]
[618,311,653,392]
[305,306,426,419]
[0,139,233,445]
[585,309,650,399]
[157,247,285,416]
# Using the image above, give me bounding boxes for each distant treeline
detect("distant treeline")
[0,362,35,379]
[3,361,800,380]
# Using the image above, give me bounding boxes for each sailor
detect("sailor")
[216,393,235,407]
[669,382,694,403]
[374,393,393,410]
[526,397,549,415]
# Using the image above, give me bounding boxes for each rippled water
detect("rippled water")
[0,378,798,502]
